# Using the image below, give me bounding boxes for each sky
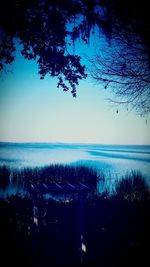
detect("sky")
[0,38,150,145]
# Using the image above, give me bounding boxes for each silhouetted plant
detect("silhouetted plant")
[0,164,100,190]
[114,171,149,201]
[11,169,22,187]
[26,164,100,188]
[0,0,150,111]
[0,166,10,188]
[0,181,150,267]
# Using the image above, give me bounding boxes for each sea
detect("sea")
[0,142,150,189]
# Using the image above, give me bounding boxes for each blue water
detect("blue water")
[0,142,150,186]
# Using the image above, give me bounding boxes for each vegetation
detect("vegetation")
[0,165,149,200]
[0,171,149,267]
[89,37,150,115]
[0,164,100,190]
[0,0,150,113]
[0,166,10,189]
[114,171,149,201]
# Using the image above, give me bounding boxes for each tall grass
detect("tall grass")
[0,164,100,190]
[0,165,149,201]
[0,166,10,189]
[114,171,149,201]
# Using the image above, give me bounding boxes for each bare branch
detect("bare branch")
[88,36,150,115]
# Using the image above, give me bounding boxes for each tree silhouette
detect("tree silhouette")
[88,0,150,115]
[89,35,150,115]
[0,0,149,108]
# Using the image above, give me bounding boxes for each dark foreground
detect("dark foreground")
[0,166,150,267]
[0,193,149,267]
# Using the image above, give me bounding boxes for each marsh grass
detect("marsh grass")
[114,171,149,201]
[0,164,100,190]
[0,166,10,189]
[0,165,149,201]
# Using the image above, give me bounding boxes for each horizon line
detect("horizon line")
[0,141,150,146]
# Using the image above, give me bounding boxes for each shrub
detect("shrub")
[115,171,149,201]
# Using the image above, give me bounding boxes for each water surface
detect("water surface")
[0,142,150,185]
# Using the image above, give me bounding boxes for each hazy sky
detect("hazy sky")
[0,39,150,145]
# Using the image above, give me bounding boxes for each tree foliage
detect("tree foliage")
[0,0,102,96]
[0,0,149,109]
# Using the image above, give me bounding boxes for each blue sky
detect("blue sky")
[0,38,150,145]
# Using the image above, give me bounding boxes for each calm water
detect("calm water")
[0,142,150,185]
